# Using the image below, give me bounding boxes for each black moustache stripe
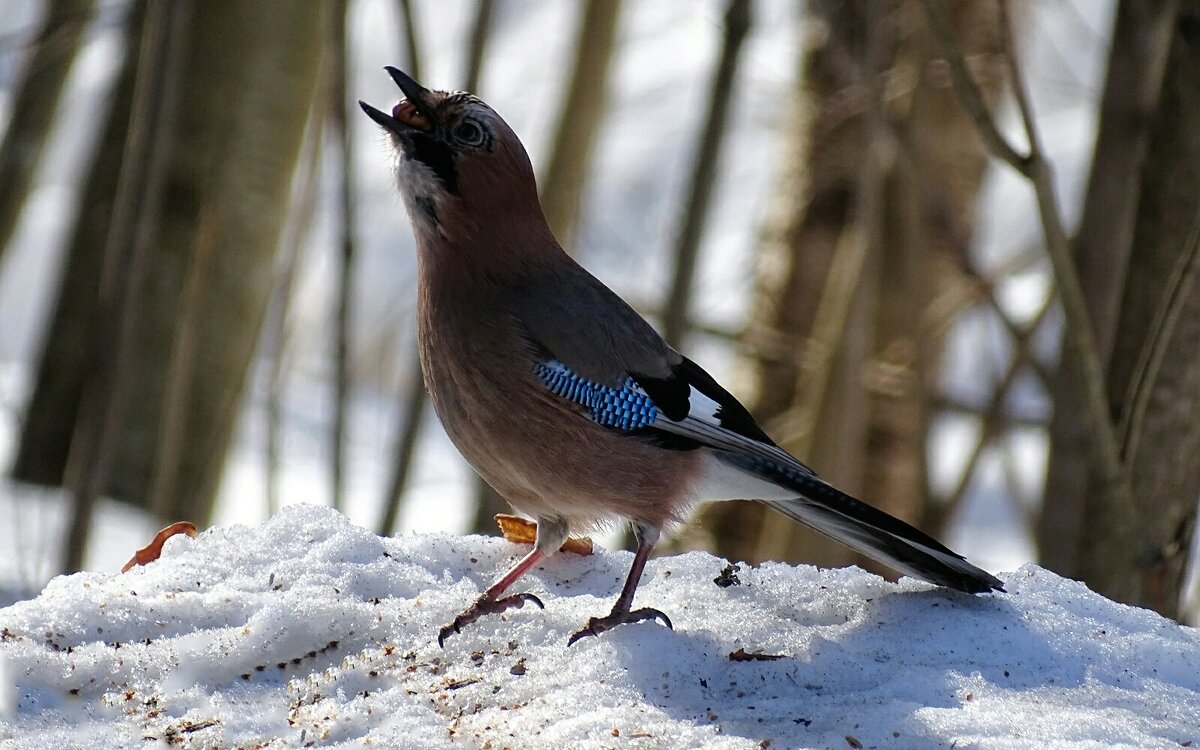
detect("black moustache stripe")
[408,134,458,194]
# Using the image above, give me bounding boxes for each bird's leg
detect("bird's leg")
[438,516,567,647]
[568,523,672,646]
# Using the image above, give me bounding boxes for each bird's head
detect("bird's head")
[360,68,543,246]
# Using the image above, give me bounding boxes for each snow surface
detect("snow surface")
[1,505,1197,749]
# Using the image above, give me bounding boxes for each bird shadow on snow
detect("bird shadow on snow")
[8,508,1191,748]
[549,579,1047,744]
[434,542,1160,747]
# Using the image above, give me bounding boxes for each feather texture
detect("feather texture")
[366,72,1003,606]
[532,356,1003,594]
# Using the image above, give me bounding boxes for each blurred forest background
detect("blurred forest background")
[0,0,1197,623]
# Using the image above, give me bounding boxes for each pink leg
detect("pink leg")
[439,517,571,646]
[484,547,546,599]
[568,523,672,646]
[438,542,556,647]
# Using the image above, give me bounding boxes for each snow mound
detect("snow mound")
[1,504,1197,749]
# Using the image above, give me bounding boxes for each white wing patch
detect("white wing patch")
[652,385,816,478]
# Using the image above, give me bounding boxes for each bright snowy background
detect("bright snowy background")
[2,505,1198,749]
[0,0,1147,604]
[4,0,1199,746]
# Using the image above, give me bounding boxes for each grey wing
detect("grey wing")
[511,262,680,386]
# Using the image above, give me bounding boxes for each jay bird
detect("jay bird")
[360,68,1003,647]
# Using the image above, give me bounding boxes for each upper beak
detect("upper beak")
[359,67,434,135]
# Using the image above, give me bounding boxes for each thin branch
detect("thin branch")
[996,0,1130,507]
[921,0,1132,528]
[1118,205,1200,462]
[331,0,356,512]
[933,293,1053,526]
[462,0,494,92]
[933,396,1049,429]
[378,0,436,536]
[917,0,1031,176]
[660,0,750,347]
[378,351,426,536]
[266,80,327,518]
[395,0,421,82]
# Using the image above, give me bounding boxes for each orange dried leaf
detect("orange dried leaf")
[495,514,536,544]
[494,514,593,556]
[560,536,594,556]
[121,521,198,572]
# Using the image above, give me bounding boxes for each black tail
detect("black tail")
[718,453,1004,594]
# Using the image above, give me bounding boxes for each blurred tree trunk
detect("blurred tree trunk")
[1038,0,1178,578]
[60,0,183,572]
[708,0,999,569]
[1077,2,1200,618]
[870,2,1001,543]
[0,0,94,265]
[266,74,329,518]
[12,0,142,490]
[708,0,876,564]
[19,0,324,538]
[144,1,325,522]
[539,0,623,246]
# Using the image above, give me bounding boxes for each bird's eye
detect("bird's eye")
[452,120,486,147]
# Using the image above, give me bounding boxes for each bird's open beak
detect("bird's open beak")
[359,67,435,135]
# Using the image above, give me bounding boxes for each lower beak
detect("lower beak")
[359,67,435,136]
[359,100,404,134]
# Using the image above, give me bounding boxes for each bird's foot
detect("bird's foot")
[438,592,544,647]
[567,606,672,646]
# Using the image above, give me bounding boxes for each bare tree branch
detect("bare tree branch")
[461,0,494,93]
[331,0,356,512]
[995,0,1133,524]
[378,350,426,536]
[920,0,1133,546]
[0,0,94,265]
[1118,206,1200,462]
[266,79,327,518]
[395,0,421,82]
[916,0,1030,175]
[660,0,750,347]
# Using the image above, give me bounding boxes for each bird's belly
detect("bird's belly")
[427,365,698,530]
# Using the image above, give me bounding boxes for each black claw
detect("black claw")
[437,622,459,649]
[437,591,546,648]
[648,608,673,630]
[513,592,545,610]
[567,606,674,646]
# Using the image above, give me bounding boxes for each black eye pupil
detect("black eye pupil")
[455,122,482,144]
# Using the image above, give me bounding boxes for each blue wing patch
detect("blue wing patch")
[535,361,658,430]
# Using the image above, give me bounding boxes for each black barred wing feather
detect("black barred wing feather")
[534,357,815,477]
[532,356,1005,594]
